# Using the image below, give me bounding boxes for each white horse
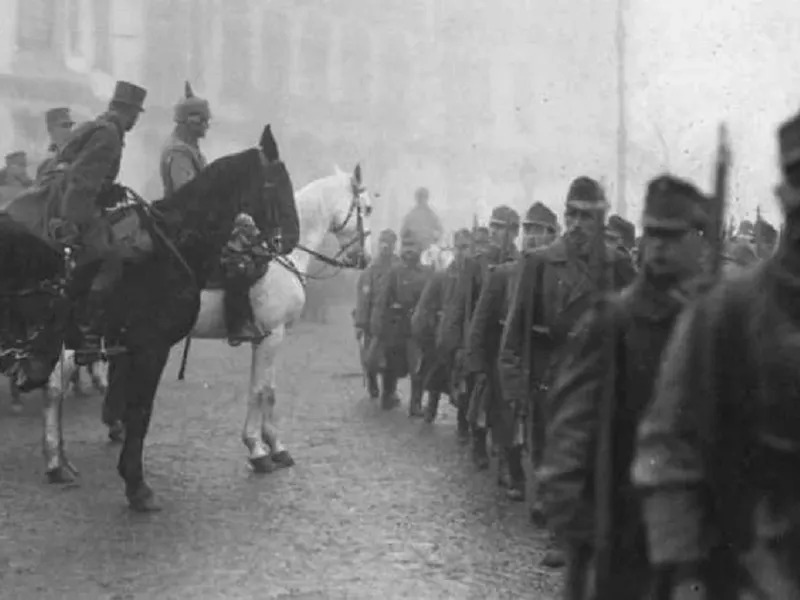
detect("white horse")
[77,164,373,472]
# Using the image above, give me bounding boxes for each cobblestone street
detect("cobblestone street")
[0,307,560,599]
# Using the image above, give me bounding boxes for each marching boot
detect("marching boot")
[471,427,490,470]
[505,446,526,502]
[366,371,380,399]
[380,373,400,410]
[423,392,440,423]
[408,378,424,418]
[456,402,470,444]
[497,449,510,488]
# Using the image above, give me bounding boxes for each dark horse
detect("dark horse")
[5,125,299,512]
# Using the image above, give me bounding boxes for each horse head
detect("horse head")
[320,163,373,269]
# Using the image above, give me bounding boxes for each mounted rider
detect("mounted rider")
[160,82,209,197]
[400,187,443,253]
[36,107,75,183]
[46,80,147,357]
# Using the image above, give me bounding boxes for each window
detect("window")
[340,28,372,112]
[260,10,291,113]
[18,0,56,54]
[92,0,112,74]
[298,14,331,100]
[514,61,535,135]
[221,9,253,102]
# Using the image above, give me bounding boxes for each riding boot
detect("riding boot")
[423,392,440,423]
[471,427,490,470]
[77,289,125,363]
[224,277,262,347]
[505,445,526,502]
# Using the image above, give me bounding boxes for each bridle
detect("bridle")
[290,174,372,274]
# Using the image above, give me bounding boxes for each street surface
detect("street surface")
[0,305,560,599]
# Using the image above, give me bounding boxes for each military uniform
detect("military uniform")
[498,176,635,565]
[631,111,800,600]
[35,108,74,184]
[0,151,33,208]
[399,187,443,252]
[160,82,209,197]
[353,229,401,398]
[539,175,710,600]
[370,233,433,413]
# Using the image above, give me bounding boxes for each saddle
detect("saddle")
[3,174,154,265]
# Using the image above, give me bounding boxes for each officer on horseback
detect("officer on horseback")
[160,82,209,196]
[52,80,147,356]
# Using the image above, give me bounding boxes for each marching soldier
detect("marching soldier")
[353,229,401,398]
[47,80,147,357]
[411,230,472,423]
[606,214,636,257]
[370,232,433,414]
[36,107,75,182]
[441,205,521,468]
[522,202,558,250]
[465,205,523,494]
[498,176,635,567]
[471,225,491,256]
[539,175,710,599]
[632,112,800,600]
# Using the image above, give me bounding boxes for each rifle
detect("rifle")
[709,124,732,277]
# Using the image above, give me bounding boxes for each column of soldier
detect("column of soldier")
[353,111,798,599]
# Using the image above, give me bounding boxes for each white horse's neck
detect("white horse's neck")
[289,174,349,273]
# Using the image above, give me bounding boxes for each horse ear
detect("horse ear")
[184,81,194,98]
[353,163,362,186]
[260,125,279,162]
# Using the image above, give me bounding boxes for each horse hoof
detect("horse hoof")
[127,486,161,513]
[46,466,76,485]
[270,450,295,470]
[249,455,276,474]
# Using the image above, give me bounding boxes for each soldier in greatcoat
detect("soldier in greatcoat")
[463,206,521,469]
[435,228,476,439]
[606,214,636,259]
[539,175,710,599]
[160,82,209,197]
[370,232,433,413]
[411,229,471,423]
[36,108,75,183]
[631,111,800,600]
[353,229,401,398]
[498,176,635,567]
[440,205,521,468]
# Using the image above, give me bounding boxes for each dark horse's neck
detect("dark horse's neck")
[151,148,264,287]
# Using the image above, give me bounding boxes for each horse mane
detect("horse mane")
[295,171,350,233]
[0,213,64,285]
[153,148,264,232]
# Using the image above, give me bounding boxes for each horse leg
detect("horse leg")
[89,360,108,393]
[242,329,277,473]
[42,350,79,483]
[117,344,170,512]
[102,356,125,443]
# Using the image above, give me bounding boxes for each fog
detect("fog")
[0,0,797,234]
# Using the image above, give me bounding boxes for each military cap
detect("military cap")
[110,80,147,112]
[642,174,708,231]
[607,214,636,249]
[523,202,557,230]
[4,150,26,164]
[754,218,778,245]
[378,229,397,244]
[566,176,608,211]
[45,107,73,128]
[489,204,521,228]
[174,81,211,122]
[779,111,800,170]
[415,187,430,201]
